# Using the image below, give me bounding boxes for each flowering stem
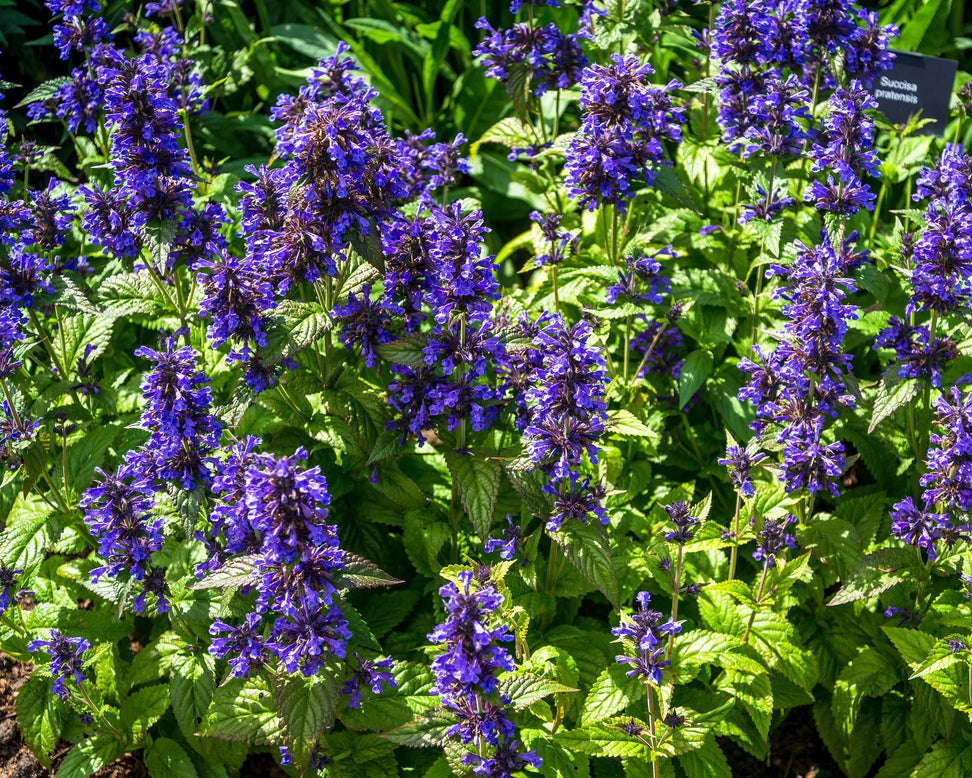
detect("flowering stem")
[73,683,125,741]
[0,378,23,431]
[552,266,560,313]
[666,545,683,661]
[743,563,770,644]
[623,315,632,384]
[179,109,200,177]
[728,493,742,579]
[646,685,660,778]
[631,319,667,387]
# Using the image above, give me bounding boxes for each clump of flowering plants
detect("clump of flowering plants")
[2,0,972,776]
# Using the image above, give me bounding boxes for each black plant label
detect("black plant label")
[871,50,958,137]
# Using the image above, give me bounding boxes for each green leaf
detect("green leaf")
[16,675,65,768]
[581,664,646,724]
[911,635,971,680]
[188,555,260,590]
[376,333,427,369]
[341,662,438,731]
[274,672,342,768]
[649,164,701,213]
[65,425,118,492]
[382,708,455,747]
[911,740,972,778]
[145,738,199,778]
[168,639,217,744]
[270,23,338,59]
[606,410,659,440]
[200,674,280,745]
[261,300,330,364]
[333,553,404,589]
[715,671,772,740]
[474,117,538,151]
[499,672,577,711]
[553,522,620,608]
[678,734,730,778]
[0,498,54,574]
[827,547,919,606]
[553,721,649,758]
[341,662,436,732]
[15,77,72,108]
[95,272,163,318]
[121,683,170,744]
[832,648,900,738]
[673,630,766,675]
[678,350,713,410]
[894,0,946,51]
[56,736,125,778]
[869,374,919,433]
[444,451,501,540]
[532,737,590,778]
[54,312,114,369]
[506,61,533,124]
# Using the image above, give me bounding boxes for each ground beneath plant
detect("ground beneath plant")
[720,705,870,778]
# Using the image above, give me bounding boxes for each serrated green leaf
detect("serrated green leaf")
[553,721,649,758]
[500,672,577,711]
[121,683,170,744]
[581,664,645,724]
[334,553,403,589]
[145,737,199,778]
[715,671,772,740]
[832,647,899,738]
[678,734,730,778]
[56,736,125,778]
[910,740,972,778]
[200,674,280,745]
[15,77,72,108]
[342,661,436,732]
[911,635,971,680]
[275,672,342,768]
[382,708,454,747]
[828,547,919,606]
[188,556,260,590]
[444,451,500,540]
[168,639,216,744]
[869,374,920,433]
[16,675,65,769]
[376,333,428,370]
[606,410,659,440]
[553,522,620,608]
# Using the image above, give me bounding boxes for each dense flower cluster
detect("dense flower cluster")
[522,314,608,531]
[474,18,586,96]
[740,231,866,498]
[429,570,540,776]
[713,0,896,146]
[566,54,686,210]
[203,443,366,679]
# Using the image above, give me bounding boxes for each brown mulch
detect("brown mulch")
[0,654,150,778]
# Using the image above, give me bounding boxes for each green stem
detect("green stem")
[743,564,770,644]
[666,545,683,660]
[623,315,632,384]
[728,493,742,579]
[646,685,660,778]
